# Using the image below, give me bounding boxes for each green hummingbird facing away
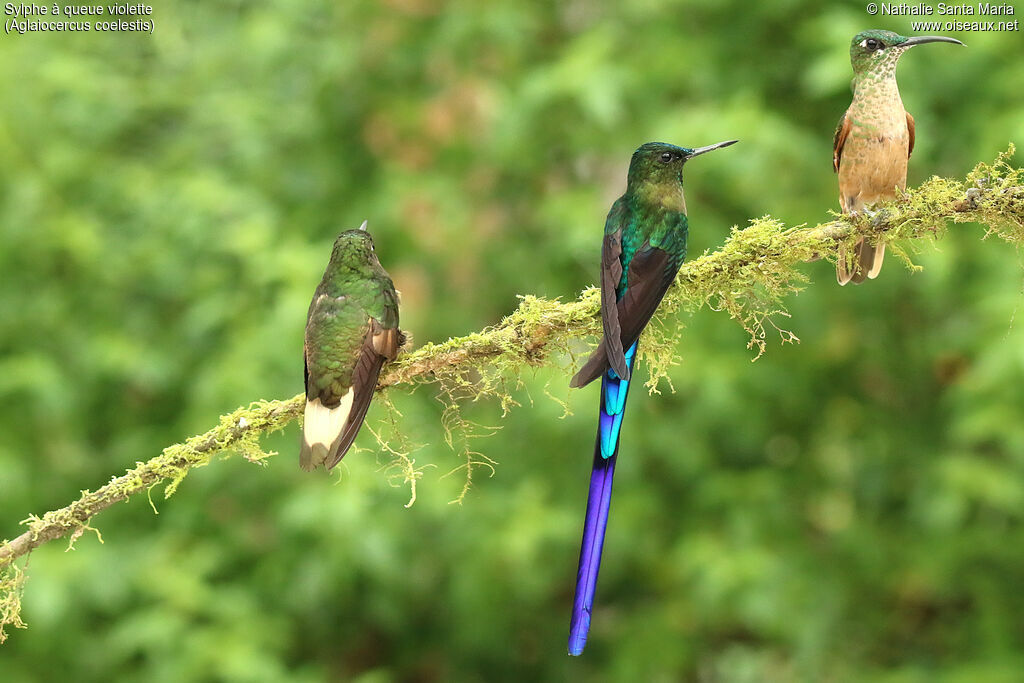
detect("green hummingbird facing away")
[300,222,404,471]
[833,29,964,285]
[567,139,737,655]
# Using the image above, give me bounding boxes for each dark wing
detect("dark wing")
[570,241,679,388]
[833,110,851,173]
[569,339,609,389]
[614,244,678,351]
[304,354,310,396]
[323,319,401,470]
[570,199,629,388]
[906,111,915,160]
[600,230,627,380]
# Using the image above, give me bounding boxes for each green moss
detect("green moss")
[0,563,27,643]
[674,215,810,362]
[1,150,1021,642]
[367,395,435,508]
[371,149,1020,499]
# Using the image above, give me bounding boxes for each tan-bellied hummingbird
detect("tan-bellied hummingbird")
[833,29,964,285]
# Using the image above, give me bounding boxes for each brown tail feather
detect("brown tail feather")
[837,238,885,286]
[570,341,609,389]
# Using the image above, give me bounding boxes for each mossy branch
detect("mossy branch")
[2,148,1022,642]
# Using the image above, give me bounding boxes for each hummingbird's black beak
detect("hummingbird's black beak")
[687,139,739,159]
[901,35,965,47]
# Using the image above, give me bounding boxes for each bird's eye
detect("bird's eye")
[862,38,883,50]
[660,152,672,163]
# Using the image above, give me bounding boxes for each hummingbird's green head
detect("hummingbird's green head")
[626,140,737,194]
[329,221,378,266]
[850,29,964,77]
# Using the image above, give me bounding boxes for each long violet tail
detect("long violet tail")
[568,341,638,656]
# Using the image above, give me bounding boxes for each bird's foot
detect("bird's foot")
[853,206,890,229]
[868,207,892,229]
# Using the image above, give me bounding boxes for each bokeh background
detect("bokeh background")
[2,1,1023,680]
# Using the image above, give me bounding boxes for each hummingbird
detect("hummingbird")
[833,29,964,285]
[300,222,404,471]
[567,139,737,655]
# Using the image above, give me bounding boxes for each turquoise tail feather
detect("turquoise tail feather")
[568,341,638,656]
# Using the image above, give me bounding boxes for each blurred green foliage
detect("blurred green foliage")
[2,1,1024,680]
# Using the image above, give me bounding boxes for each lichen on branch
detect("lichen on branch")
[1,147,1021,643]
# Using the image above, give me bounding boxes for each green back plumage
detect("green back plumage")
[305,230,399,405]
[607,196,688,297]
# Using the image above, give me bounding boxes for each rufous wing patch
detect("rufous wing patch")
[906,110,915,160]
[371,324,401,361]
[833,110,851,174]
